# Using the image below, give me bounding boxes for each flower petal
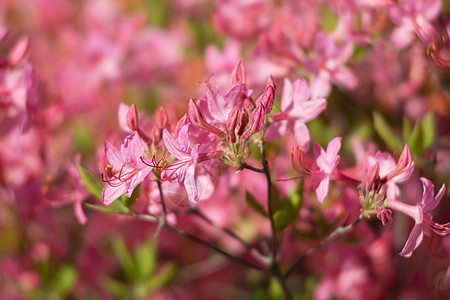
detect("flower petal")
[399,223,424,257]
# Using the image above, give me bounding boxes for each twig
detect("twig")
[284,213,365,278]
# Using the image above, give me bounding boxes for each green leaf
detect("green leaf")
[78,164,103,199]
[122,183,142,208]
[403,117,412,141]
[103,277,129,299]
[273,210,291,231]
[134,240,157,280]
[421,112,435,150]
[144,262,176,291]
[53,265,77,298]
[407,120,424,155]
[112,237,137,280]
[373,111,402,151]
[319,6,338,33]
[269,277,283,300]
[246,191,268,217]
[85,203,129,214]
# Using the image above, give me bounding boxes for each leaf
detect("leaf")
[273,210,291,231]
[269,277,284,300]
[144,262,176,292]
[407,120,424,155]
[373,111,402,151]
[134,240,157,280]
[53,265,77,298]
[403,117,412,141]
[122,183,142,208]
[421,112,435,150]
[246,191,268,217]
[111,237,136,280]
[103,277,129,298]
[85,203,129,214]
[78,164,103,199]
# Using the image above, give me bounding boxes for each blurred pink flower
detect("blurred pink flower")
[386,177,447,257]
[266,78,326,148]
[102,131,153,205]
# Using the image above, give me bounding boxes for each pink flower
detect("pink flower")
[266,78,326,148]
[386,177,448,257]
[292,137,342,203]
[162,125,222,204]
[101,131,153,205]
[388,0,441,49]
[304,32,358,98]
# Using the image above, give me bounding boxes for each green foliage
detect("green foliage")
[145,0,170,27]
[273,180,303,231]
[404,113,435,155]
[85,202,130,214]
[78,164,103,199]
[269,277,284,300]
[319,6,338,33]
[107,237,176,299]
[246,191,268,218]
[373,111,403,151]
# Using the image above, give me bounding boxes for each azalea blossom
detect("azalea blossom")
[386,177,448,257]
[266,78,326,148]
[292,137,342,203]
[162,125,222,204]
[101,131,153,205]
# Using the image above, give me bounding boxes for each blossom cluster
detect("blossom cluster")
[0,0,449,299]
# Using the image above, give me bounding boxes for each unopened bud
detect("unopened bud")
[227,106,240,143]
[230,61,246,85]
[236,107,249,137]
[127,103,139,131]
[376,207,393,226]
[256,76,276,114]
[188,99,227,139]
[158,106,168,129]
[366,162,380,192]
[242,104,265,141]
[8,36,29,66]
[175,114,189,137]
[152,125,161,144]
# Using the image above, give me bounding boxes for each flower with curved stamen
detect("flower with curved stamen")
[162,125,222,204]
[101,131,154,205]
[386,177,448,257]
[266,78,326,148]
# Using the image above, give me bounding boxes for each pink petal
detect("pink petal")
[105,141,124,169]
[291,78,310,105]
[399,223,424,257]
[163,128,190,160]
[264,120,288,141]
[281,78,293,111]
[102,180,127,205]
[292,122,310,150]
[121,131,145,164]
[316,177,330,203]
[184,165,198,204]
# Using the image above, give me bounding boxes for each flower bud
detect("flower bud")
[236,107,249,137]
[256,76,276,114]
[175,114,190,137]
[230,61,246,85]
[376,207,393,226]
[242,104,265,141]
[158,106,169,129]
[188,99,227,139]
[226,106,240,143]
[366,162,380,192]
[126,103,139,131]
[152,125,161,144]
[8,36,29,66]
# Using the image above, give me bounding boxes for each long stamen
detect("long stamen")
[424,218,450,236]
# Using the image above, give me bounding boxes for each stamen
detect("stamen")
[424,218,450,236]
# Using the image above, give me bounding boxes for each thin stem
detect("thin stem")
[191,208,254,250]
[284,213,365,278]
[157,180,167,218]
[242,162,265,173]
[259,142,278,266]
[165,222,267,271]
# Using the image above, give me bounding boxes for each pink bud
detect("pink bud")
[256,76,276,114]
[386,144,413,181]
[376,207,393,226]
[236,107,249,137]
[158,106,168,129]
[230,61,246,85]
[8,36,30,66]
[126,103,139,131]
[227,106,240,143]
[188,99,227,139]
[152,125,161,144]
[242,104,265,141]
[366,162,380,192]
[175,114,190,137]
